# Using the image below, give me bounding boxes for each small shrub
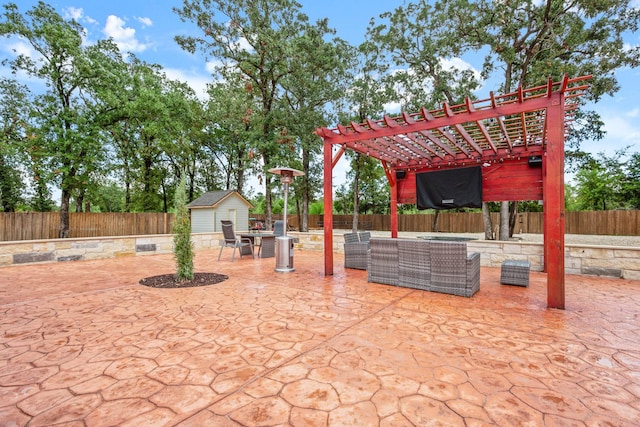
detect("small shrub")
[172,176,194,281]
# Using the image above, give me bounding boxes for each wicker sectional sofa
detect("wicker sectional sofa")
[367,237,480,297]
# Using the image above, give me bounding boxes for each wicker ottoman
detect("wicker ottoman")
[500,260,531,287]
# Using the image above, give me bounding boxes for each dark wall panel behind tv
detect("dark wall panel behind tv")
[416,166,482,210]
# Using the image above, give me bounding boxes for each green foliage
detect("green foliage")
[621,153,640,209]
[249,194,266,215]
[573,149,628,210]
[565,184,581,212]
[309,200,324,215]
[271,198,284,215]
[172,175,194,281]
[0,77,30,212]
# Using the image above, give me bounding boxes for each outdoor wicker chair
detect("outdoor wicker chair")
[358,231,371,243]
[344,232,369,270]
[218,220,253,261]
[367,238,399,285]
[429,240,480,297]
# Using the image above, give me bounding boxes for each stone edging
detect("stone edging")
[1,232,638,280]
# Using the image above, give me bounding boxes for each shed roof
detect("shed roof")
[188,190,253,209]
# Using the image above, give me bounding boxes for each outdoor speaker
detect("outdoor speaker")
[396,170,406,179]
[528,156,542,167]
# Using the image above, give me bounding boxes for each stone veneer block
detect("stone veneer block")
[72,241,100,249]
[582,266,622,278]
[136,243,157,252]
[623,270,640,280]
[13,252,55,264]
[57,255,84,262]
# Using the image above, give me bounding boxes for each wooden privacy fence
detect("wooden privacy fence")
[2,210,640,242]
[0,212,174,241]
[266,211,640,236]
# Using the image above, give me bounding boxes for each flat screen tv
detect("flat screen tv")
[416,166,482,210]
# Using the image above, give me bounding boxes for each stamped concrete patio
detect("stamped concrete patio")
[1,248,639,426]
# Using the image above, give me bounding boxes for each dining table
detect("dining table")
[239,232,277,258]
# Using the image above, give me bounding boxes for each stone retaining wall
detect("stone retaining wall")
[1,232,638,280]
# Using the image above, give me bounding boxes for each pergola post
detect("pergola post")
[390,177,398,238]
[323,139,334,276]
[544,93,566,309]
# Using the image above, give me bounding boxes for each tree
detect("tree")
[0,2,121,234]
[204,74,256,194]
[574,149,627,210]
[280,20,352,232]
[0,77,29,211]
[622,152,640,209]
[366,0,640,239]
[175,0,335,228]
[172,174,194,281]
[339,39,396,230]
[463,0,639,238]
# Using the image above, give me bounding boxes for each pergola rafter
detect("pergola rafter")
[317,75,591,310]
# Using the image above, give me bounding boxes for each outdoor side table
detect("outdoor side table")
[500,260,531,287]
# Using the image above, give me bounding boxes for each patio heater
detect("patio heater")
[269,167,304,272]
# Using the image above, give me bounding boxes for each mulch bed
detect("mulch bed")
[139,272,228,288]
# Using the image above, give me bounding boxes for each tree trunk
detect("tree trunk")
[59,190,71,238]
[75,189,84,212]
[0,157,17,212]
[482,202,493,240]
[509,202,518,236]
[352,158,360,232]
[499,201,510,240]
[262,151,273,229]
[300,147,311,232]
[432,210,440,232]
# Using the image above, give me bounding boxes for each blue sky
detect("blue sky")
[3,0,640,188]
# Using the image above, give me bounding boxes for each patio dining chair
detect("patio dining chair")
[218,220,254,261]
[273,220,299,243]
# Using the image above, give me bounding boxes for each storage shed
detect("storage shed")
[188,190,253,233]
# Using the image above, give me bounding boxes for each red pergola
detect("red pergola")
[316,75,591,310]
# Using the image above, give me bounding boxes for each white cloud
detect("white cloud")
[64,7,83,20]
[103,15,149,53]
[440,57,476,74]
[4,39,37,58]
[63,7,97,25]
[136,17,153,28]
[383,101,401,114]
[627,108,640,118]
[205,60,222,74]
[233,36,253,52]
[163,67,212,100]
[603,115,640,144]
[581,112,640,160]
